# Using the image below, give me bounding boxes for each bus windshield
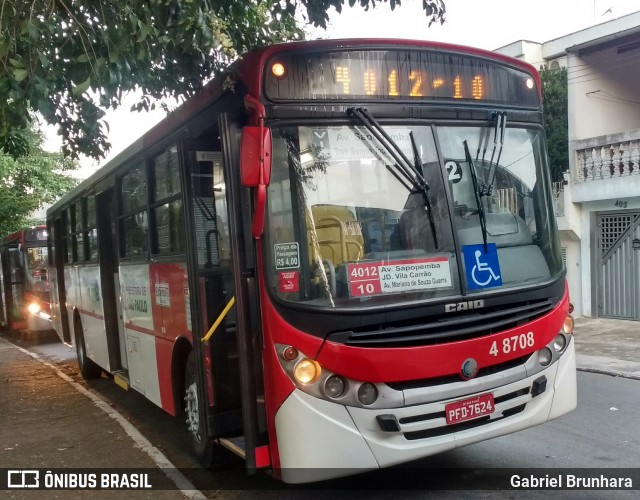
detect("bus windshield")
[265,123,562,308]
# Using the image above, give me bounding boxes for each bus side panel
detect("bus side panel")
[123,328,162,407]
[78,266,112,372]
[149,262,191,340]
[155,336,176,415]
[119,264,154,334]
[119,263,162,408]
[150,261,193,416]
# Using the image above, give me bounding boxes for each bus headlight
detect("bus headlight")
[324,375,346,399]
[276,344,403,409]
[357,383,378,405]
[538,347,553,366]
[553,334,567,352]
[27,302,41,315]
[293,358,321,384]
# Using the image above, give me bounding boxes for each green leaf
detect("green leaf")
[137,21,151,42]
[34,76,49,95]
[72,77,92,96]
[76,53,90,63]
[136,44,146,61]
[38,52,50,69]
[37,99,54,117]
[12,69,28,82]
[9,58,25,68]
[0,39,9,59]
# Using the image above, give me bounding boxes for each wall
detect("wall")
[568,45,640,142]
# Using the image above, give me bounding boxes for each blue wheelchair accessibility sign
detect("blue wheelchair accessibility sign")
[462,243,502,290]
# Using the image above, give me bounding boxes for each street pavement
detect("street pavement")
[574,316,640,380]
[0,315,638,497]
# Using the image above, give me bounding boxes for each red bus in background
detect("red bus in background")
[0,226,52,332]
[47,39,576,483]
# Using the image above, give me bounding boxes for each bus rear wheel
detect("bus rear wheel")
[74,317,102,379]
[184,351,215,466]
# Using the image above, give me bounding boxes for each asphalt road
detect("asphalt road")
[3,330,640,498]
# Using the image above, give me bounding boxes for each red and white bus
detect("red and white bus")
[0,226,52,332]
[47,39,576,483]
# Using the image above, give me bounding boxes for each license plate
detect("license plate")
[445,393,494,425]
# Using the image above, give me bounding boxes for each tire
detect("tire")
[184,350,215,466]
[74,317,102,379]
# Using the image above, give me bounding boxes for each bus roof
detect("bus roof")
[47,38,540,217]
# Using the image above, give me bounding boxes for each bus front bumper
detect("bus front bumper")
[274,340,576,484]
[27,311,53,332]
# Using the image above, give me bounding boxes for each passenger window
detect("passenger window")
[122,213,149,257]
[121,161,147,213]
[86,195,98,262]
[75,200,84,262]
[67,206,75,263]
[154,200,185,254]
[151,145,185,255]
[153,145,181,200]
[119,160,149,258]
[191,152,229,267]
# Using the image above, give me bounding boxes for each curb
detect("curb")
[576,365,640,381]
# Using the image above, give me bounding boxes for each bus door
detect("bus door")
[51,218,71,343]
[180,137,243,436]
[219,111,267,471]
[96,188,127,370]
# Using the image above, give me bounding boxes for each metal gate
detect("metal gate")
[596,212,640,320]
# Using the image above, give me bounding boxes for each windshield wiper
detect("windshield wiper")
[347,107,438,249]
[484,111,507,195]
[474,112,508,198]
[463,139,488,253]
[409,131,438,248]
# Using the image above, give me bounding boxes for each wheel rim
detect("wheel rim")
[185,381,201,442]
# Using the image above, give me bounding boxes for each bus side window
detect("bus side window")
[191,152,229,268]
[119,159,149,258]
[86,195,99,262]
[152,144,185,255]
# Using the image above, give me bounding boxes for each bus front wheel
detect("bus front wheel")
[74,317,102,379]
[184,351,215,466]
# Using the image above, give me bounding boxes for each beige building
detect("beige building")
[496,10,640,320]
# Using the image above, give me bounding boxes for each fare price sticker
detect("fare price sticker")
[274,242,300,270]
[348,257,452,297]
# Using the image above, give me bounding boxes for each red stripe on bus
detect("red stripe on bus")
[123,322,156,336]
[78,308,104,321]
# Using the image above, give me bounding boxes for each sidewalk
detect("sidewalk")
[0,337,196,499]
[574,316,640,380]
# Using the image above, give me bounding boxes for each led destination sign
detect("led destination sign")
[265,49,539,107]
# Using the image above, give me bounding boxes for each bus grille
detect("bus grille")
[330,298,556,347]
[386,354,529,391]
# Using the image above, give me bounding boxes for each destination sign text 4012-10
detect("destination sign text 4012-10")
[265,49,539,107]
